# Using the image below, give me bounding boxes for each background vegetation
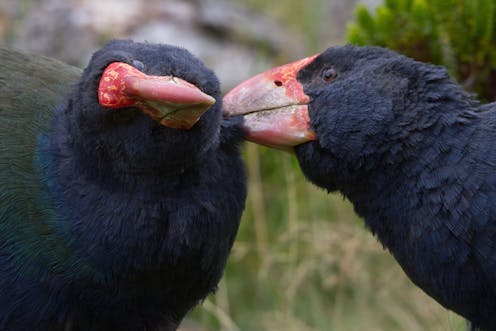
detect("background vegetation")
[347,0,496,101]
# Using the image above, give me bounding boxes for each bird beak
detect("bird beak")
[222,55,318,151]
[98,62,216,130]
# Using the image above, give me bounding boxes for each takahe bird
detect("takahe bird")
[223,45,496,330]
[0,39,246,331]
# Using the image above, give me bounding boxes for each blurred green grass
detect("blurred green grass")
[184,1,467,330]
[185,145,465,330]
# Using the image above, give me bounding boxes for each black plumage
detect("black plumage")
[0,40,246,330]
[223,45,496,330]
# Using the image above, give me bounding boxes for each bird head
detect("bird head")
[67,40,221,172]
[223,45,470,190]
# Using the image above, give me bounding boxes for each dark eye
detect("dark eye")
[322,67,337,82]
[132,60,145,71]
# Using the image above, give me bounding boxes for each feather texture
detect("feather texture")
[0,41,246,331]
[293,46,496,330]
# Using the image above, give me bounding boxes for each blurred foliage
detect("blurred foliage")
[347,0,496,101]
[231,0,327,52]
[231,0,360,54]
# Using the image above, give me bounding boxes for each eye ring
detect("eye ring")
[132,60,145,71]
[322,67,337,82]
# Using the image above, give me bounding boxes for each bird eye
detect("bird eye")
[322,67,337,82]
[132,60,145,71]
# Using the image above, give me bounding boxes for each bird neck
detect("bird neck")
[340,101,481,247]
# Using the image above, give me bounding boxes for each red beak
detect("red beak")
[98,62,216,130]
[222,55,317,151]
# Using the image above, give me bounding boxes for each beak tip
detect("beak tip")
[205,95,216,106]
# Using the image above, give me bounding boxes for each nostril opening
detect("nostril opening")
[274,80,283,87]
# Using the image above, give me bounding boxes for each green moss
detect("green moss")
[347,0,496,101]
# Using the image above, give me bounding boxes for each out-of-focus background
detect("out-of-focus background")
[3,0,494,329]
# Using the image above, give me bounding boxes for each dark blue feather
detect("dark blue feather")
[295,45,496,330]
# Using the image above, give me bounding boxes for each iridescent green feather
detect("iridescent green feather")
[0,48,100,280]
